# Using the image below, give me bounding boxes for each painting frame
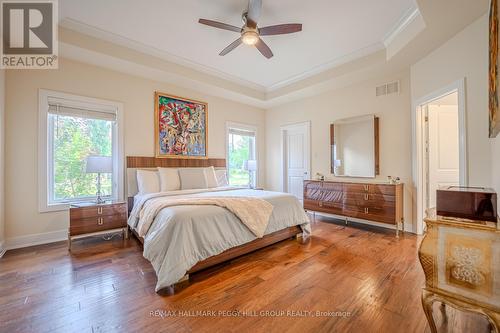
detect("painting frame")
[489,0,500,138]
[154,92,208,159]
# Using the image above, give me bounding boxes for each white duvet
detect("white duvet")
[128,187,311,291]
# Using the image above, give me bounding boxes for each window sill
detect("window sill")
[39,203,70,213]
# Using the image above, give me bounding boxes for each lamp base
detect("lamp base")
[96,196,106,204]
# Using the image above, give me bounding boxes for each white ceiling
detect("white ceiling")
[59,0,415,89]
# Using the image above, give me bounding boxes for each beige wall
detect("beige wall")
[0,69,5,247]
[266,71,414,231]
[410,14,490,187]
[4,59,265,243]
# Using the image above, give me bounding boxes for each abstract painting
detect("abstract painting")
[489,0,500,138]
[155,92,208,158]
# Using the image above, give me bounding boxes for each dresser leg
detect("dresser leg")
[68,236,72,252]
[345,217,348,226]
[396,222,400,238]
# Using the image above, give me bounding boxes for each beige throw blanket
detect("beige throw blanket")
[137,196,274,238]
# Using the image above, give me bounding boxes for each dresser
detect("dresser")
[419,214,500,332]
[303,180,404,236]
[69,201,128,251]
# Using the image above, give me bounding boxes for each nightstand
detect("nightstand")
[69,201,128,251]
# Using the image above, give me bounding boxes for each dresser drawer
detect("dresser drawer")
[344,193,395,208]
[344,183,396,195]
[70,204,127,219]
[70,213,127,236]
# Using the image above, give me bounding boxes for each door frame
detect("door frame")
[411,78,467,235]
[280,121,311,193]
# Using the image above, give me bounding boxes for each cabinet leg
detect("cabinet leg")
[396,222,400,238]
[422,290,438,333]
[345,217,348,226]
[68,236,72,252]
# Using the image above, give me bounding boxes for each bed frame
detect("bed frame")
[126,156,304,289]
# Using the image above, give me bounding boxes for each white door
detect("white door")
[427,104,460,208]
[282,122,310,202]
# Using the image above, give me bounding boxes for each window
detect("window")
[226,123,257,188]
[39,90,124,211]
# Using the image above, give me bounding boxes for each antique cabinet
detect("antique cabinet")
[419,215,500,332]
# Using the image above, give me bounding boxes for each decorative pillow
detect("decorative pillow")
[215,169,229,187]
[204,166,218,188]
[158,168,181,191]
[136,170,160,194]
[178,168,208,190]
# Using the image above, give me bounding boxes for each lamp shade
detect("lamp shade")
[85,155,112,174]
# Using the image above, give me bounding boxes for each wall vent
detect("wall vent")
[376,81,399,97]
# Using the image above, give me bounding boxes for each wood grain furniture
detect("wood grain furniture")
[419,213,500,333]
[69,201,128,251]
[126,156,304,288]
[303,180,404,236]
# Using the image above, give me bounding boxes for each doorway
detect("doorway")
[280,122,311,202]
[413,79,467,234]
[425,92,460,209]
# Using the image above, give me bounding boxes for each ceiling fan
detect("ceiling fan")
[198,0,302,59]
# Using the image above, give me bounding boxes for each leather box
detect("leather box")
[436,186,497,222]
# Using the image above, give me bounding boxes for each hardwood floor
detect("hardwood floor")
[0,217,491,333]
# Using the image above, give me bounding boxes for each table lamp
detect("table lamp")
[85,155,112,204]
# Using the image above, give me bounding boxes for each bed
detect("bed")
[126,156,311,292]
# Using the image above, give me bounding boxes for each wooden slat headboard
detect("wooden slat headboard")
[126,156,226,168]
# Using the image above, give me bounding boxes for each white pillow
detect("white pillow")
[204,167,218,188]
[158,168,181,191]
[136,170,160,194]
[178,168,208,190]
[215,169,229,187]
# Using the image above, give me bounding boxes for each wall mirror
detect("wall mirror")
[330,115,379,178]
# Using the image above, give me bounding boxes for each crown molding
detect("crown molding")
[59,19,267,93]
[383,5,421,48]
[59,42,269,109]
[265,42,385,93]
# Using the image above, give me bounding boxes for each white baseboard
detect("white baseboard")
[5,229,67,251]
[0,240,6,258]
[312,212,415,234]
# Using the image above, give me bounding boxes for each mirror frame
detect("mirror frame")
[330,116,380,177]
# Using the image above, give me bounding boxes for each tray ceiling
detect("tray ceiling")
[59,0,415,89]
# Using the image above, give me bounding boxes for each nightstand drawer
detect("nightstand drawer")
[69,214,127,236]
[70,204,127,219]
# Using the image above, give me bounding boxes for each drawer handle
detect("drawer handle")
[364,207,369,214]
[97,207,103,215]
[97,217,104,225]
[364,194,369,201]
[319,202,323,207]
[364,185,369,192]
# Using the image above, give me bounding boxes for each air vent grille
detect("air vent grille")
[376,81,399,97]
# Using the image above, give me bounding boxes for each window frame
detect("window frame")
[225,121,258,188]
[38,89,124,212]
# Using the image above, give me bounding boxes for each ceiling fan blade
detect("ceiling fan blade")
[219,38,243,56]
[259,24,302,36]
[246,0,262,28]
[255,38,273,59]
[198,19,242,33]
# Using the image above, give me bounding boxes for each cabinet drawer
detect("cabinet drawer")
[344,206,396,224]
[70,214,127,236]
[70,204,127,219]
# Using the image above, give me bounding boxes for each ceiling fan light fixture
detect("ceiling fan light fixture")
[241,30,259,45]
